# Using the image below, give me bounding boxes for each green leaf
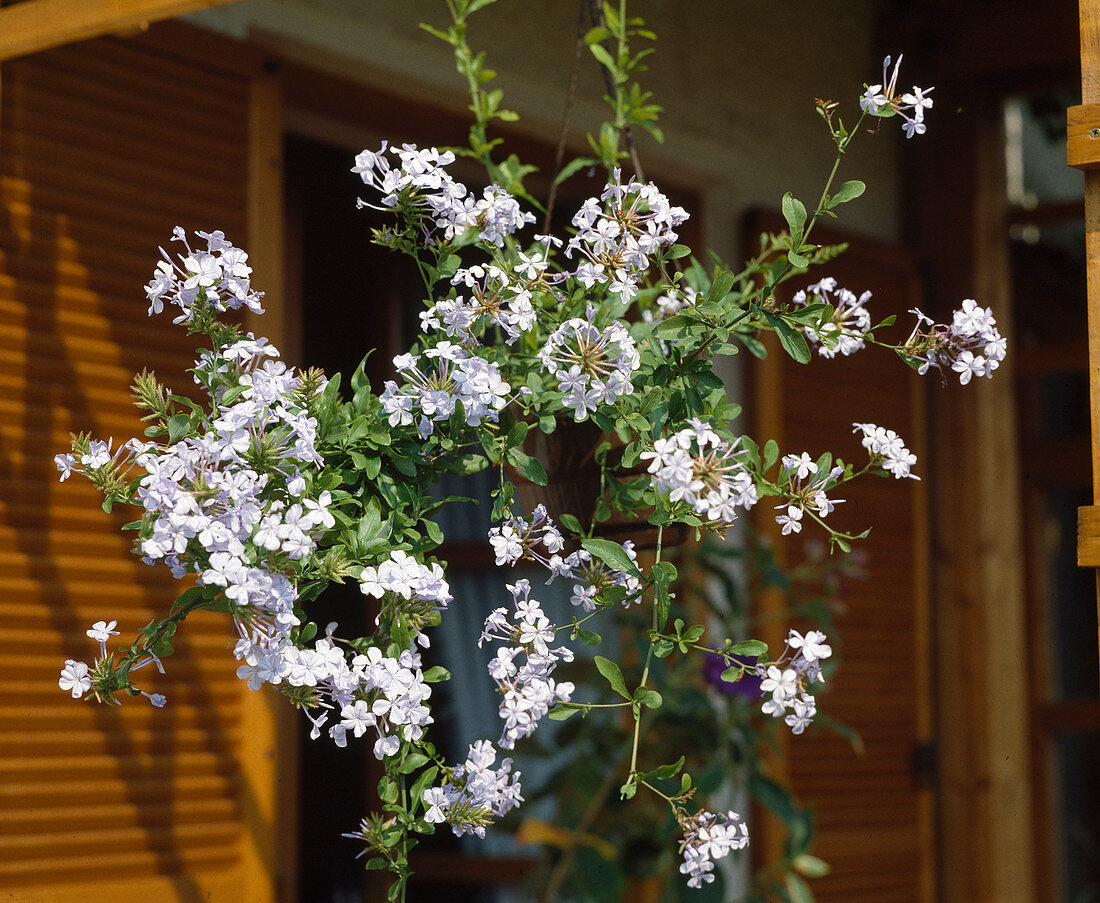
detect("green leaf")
[583,25,612,45]
[762,310,812,364]
[410,765,440,805]
[554,155,598,186]
[829,179,866,208]
[730,639,769,657]
[397,752,429,774]
[588,42,618,76]
[750,772,799,822]
[787,249,810,268]
[641,756,684,782]
[763,438,779,471]
[594,655,629,698]
[785,873,815,903]
[506,446,548,485]
[559,513,583,534]
[793,853,831,879]
[577,629,602,646]
[781,192,807,244]
[666,243,692,260]
[706,269,735,306]
[167,413,191,444]
[651,559,676,630]
[653,312,696,340]
[506,421,530,447]
[422,665,451,683]
[581,538,642,579]
[549,703,581,721]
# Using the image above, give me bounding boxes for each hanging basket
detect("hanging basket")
[510,419,688,551]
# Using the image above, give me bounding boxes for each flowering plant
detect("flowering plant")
[52,2,1003,900]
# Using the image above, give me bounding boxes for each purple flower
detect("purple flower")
[703,653,762,698]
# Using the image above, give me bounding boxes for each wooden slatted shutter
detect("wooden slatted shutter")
[749,220,935,903]
[0,32,282,902]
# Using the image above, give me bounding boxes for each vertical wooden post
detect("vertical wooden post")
[241,61,296,903]
[1071,0,1100,667]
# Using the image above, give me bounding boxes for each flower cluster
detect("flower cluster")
[142,339,327,628]
[59,620,166,706]
[904,300,1007,385]
[566,169,688,300]
[144,227,264,321]
[479,579,575,749]
[852,422,919,480]
[426,739,525,838]
[488,507,641,610]
[359,549,453,636]
[859,54,934,138]
[353,142,534,245]
[380,344,514,438]
[792,277,872,358]
[553,543,642,611]
[774,452,845,535]
[538,317,640,421]
[758,628,833,734]
[643,419,759,525]
[421,263,539,345]
[488,504,565,568]
[677,809,751,888]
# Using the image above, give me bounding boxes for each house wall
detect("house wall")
[185,0,903,263]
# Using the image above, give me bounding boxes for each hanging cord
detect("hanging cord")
[587,0,645,183]
[543,0,647,234]
[543,0,589,234]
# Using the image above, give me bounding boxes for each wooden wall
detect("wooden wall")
[0,30,287,902]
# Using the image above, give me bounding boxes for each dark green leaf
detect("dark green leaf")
[641,756,684,782]
[653,313,697,340]
[829,179,866,208]
[706,269,736,306]
[781,193,807,244]
[594,655,629,698]
[506,446,548,485]
[582,538,642,579]
[762,310,812,364]
[549,703,581,721]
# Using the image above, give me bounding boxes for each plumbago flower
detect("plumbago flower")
[380,343,515,438]
[758,628,834,735]
[538,316,640,421]
[642,419,759,526]
[352,141,535,245]
[52,14,1005,899]
[479,579,575,749]
[566,168,689,300]
[860,54,934,138]
[792,277,873,358]
[902,300,1007,384]
[678,809,751,888]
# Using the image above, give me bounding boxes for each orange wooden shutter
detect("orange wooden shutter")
[749,219,935,903]
[0,34,281,901]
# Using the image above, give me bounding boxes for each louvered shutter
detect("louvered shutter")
[749,220,935,903]
[0,34,279,902]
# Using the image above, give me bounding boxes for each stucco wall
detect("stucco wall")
[185,0,902,262]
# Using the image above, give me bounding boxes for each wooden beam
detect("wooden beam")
[0,0,240,62]
[1077,0,1100,672]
